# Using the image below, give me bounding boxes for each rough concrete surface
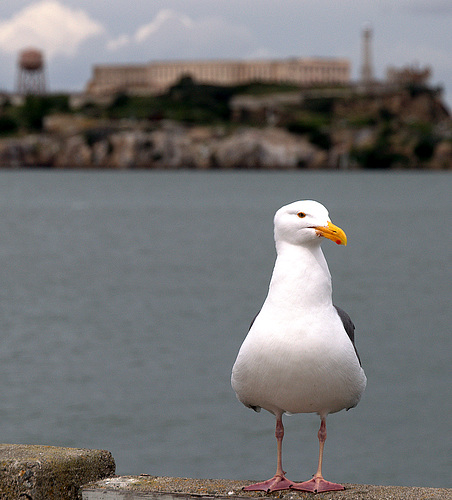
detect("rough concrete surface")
[0,443,115,499]
[82,476,452,500]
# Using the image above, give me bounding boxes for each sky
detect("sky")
[0,0,451,110]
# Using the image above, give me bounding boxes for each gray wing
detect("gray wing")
[334,305,362,366]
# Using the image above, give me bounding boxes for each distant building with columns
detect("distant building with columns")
[86,57,350,95]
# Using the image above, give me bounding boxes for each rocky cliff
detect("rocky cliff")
[0,121,327,170]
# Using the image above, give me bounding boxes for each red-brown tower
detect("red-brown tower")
[16,48,47,95]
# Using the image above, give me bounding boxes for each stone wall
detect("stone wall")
[83,475,452,500]
[0,444,115,499]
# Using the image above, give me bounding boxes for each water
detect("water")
[0,170,450,488]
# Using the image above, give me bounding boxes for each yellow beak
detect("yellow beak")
[315,221,347,246]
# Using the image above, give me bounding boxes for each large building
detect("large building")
[86,57,350,95]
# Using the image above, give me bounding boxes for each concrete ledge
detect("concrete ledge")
[81,476,452,500]
[0,443,115,499]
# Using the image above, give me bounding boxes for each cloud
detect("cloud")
[134,9,193,44]
[106,34,130,52]
[106,8,267,60]
[106,8,192,52]
[0,0,104,59]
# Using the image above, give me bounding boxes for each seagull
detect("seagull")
[231,200,366,493]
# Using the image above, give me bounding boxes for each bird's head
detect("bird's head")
[274,200,347,247]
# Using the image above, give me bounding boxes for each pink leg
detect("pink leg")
[291,418,345,493]
[244,415,295,492]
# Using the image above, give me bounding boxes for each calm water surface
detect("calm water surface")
[0,171,450,488]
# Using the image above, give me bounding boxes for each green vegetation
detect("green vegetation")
[286,115,331,150]
[350,142,408,170]
[101,79,302,124]
[234,82,302,95]
[0,94,70,133]
[413,135,436,161]
[0,115,18,136]
[103,77,235,124]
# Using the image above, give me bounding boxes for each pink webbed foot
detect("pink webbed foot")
[291,476,345,493]
[244,474,296,492]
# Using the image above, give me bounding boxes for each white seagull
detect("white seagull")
[231,200,366,493]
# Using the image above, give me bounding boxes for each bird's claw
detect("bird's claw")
[243,474,296,492]
[290,476,345,493]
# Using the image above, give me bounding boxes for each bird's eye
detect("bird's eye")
[297,212,306,218]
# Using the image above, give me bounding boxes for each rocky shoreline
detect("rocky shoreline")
[0,122,331,170]
[1,119,451,170]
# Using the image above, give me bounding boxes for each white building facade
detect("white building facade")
[86,57,351,95]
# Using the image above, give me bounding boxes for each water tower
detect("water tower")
[16,48,47,95]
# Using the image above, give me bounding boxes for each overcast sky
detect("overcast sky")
[1,0,451,109]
